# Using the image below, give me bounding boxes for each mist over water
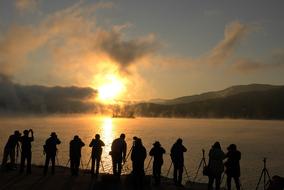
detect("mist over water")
[0,115,283,189]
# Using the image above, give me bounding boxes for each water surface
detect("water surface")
[0,115,283,189]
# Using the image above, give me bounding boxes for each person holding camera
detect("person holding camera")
[225,144,241,190]
[110,133,127,177]
[43,132,61,175]
[89,134,105,176]
[19,129,34,174]
[170,138,187,186]
[207,142,226,190]
[70,135,85,176]
[1,130,21,170]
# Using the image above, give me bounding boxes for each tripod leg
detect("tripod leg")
[264,168,271,181]
[193,159,203,182]
[166,162,172,177]
[256,169,265,190]
[80,159,84,170]
[86,157,91,169]
[100,160,105,172]
[184,165,190,181]
[145,157,152,173]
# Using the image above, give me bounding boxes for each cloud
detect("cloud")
[97,29,160,68]
[15,0,39,12]
[233,49,284,73]
[204,21,251,65]
[0,1,159,87]
[0,73,97,113]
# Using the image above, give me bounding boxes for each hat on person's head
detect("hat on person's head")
[153,141,161,146]
[74,135,79,140]
[213,141,221,149]
[23,130,29,135]
[50,132,57,137]
[227,144,237,151]
[14,130,21,136]
[177,138,183,144]
[120,133,125,139]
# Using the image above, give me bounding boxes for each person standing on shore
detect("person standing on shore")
[69,135,85,176]
[1,130,21,170]
[43,132,61,175]
[89,134,105,176]
[131,138,147,187]
[207,142,226,190]
[225,144,241,190]
[19,129,34,174]
[149,141,166,185]
[110,133,127,177]
[170,138,187,186]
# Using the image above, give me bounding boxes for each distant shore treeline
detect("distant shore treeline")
[130,86,284,119]
[1,76,284,119]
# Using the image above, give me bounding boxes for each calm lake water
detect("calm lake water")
[0,115,283,189]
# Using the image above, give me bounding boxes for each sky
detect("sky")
[0,0,283,100]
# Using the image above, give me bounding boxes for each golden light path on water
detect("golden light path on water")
[88,117,131,173]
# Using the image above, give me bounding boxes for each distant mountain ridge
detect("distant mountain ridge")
[128,84,284,119]
[149,84,282,105]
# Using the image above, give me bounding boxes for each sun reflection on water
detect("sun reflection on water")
[100,117,115,172]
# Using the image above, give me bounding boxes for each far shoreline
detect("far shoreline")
[0,113,284,122]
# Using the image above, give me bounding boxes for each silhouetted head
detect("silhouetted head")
[133,136,138,141]
[135,138,142,146]
[74,135,79,140]
[95,134,100,139]
[153,141,161,147]
[120,133,125,140]
[23,130,29,136]
[213,141,221,149]
[14,130,21,137]
[50,132,57,138]
[177,138,183,144]
[227,144,237,151]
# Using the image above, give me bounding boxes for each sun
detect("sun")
[98,75,125,103]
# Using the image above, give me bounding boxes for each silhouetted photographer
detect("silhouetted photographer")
[149,141,166,185]
[70,135,85,176]
[1,130,21,170]
[170,138,187,186]
[19,129,34,174]
[131,138,147,188]
[110,133,127,177]
[89,134,104,176]
[43,132,61,175]
[207,142,226,190]
[225,144,241,190]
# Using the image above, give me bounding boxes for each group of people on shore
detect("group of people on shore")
[1,130,241,190]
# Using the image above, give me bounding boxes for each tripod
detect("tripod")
[145,156,153,173]
[193,149,207,182]
[122,144,134,167]
[256,158,271,190]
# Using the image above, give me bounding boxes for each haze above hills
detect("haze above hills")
[1,77,284,119]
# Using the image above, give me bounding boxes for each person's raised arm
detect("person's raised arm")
[30,129,34,141]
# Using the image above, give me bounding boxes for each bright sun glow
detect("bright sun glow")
[98,75,125,103]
